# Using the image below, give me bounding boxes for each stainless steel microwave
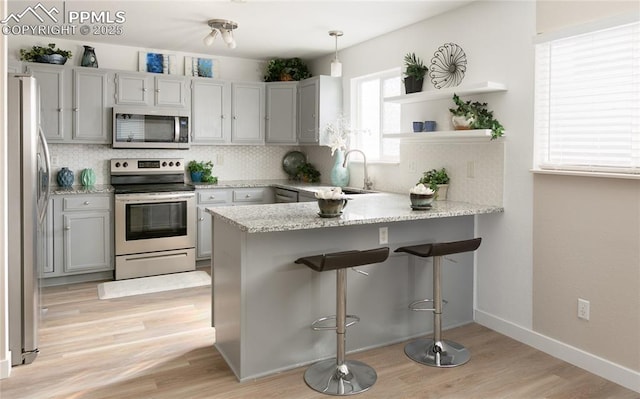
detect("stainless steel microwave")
[112,107,190,149]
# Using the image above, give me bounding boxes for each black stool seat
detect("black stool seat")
[295,247,389,396]
[394,237,481,258]
[295,247,390,272]
[395,238,481,368]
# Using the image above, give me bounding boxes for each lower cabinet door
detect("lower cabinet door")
[63,211,111,273]
[196,206,212,260]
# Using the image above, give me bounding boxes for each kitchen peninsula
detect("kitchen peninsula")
[207,192,502,381]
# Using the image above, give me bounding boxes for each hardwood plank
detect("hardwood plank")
[1,274,637,399]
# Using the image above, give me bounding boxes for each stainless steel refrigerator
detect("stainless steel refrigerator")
[7,74,52,366]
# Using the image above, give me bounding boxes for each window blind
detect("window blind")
[534,20,640,174]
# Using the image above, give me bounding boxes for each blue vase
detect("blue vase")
[330,149,350,187]
[57,167,74,187]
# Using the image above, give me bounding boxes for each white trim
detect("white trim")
[475,309,640,393]
[531,168,640,180]
[534,12,640,43]
[0,356,10,379]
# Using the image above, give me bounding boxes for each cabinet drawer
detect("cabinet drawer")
[62,196,111,211]
[197,190,231,205]
[233,188,265,203]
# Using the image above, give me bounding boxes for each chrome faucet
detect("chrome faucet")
[343,149,373,190]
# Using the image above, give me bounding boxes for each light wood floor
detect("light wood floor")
[1,273,638,399]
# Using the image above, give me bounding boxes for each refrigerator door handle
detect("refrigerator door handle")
[37,126,51,225]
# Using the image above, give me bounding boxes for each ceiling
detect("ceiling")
[6,0,474,60]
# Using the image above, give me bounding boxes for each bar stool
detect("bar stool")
[295,247,389,396]
[395,238,481,368]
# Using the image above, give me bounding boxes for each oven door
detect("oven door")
[115,192,195,256]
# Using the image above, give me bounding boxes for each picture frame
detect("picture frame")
[138,51,178,74]
[185,56,219,78]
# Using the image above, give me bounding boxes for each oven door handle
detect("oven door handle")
[115,192,195,202]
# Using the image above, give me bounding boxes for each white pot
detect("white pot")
[435,184,449,201]
[451,115,473,130]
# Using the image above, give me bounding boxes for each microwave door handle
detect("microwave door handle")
[174,116,180,143]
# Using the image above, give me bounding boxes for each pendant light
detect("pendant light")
[329,30,343,77]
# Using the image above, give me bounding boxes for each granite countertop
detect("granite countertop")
[206,192,504,233]
[51,184,114,195]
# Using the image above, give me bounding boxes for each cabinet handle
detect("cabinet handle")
[57,108,62,112]
[245,194,251,198]
[64,226,71,231]
[155,89,160,93]
[233,116,237,120]
[83,201,90,205]
[73,108,79,112]
[221,115,225,119]
[199,217,204,221]
[209,195,216,199]
[142,88,148,92]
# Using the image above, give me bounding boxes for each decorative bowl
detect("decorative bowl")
[410,193,434,207]
[317,198,348,216]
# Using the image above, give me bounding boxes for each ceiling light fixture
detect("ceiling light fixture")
[204,19,238,49]
[329,30,343,77]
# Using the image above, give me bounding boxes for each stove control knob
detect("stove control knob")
[115,162,121,168]
[123,162,128,168]
[169,162,174,166]
[162,162,167,167]
[176,161,181,167]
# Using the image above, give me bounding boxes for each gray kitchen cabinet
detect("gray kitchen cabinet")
[191,79,231,144]
[115,72,187,107]
[231,82,265,144]
[49,194,113,280]
[297,75,342,145]
[26,63,70,142]
[72,68,112,143]
[196,188,232,260]
[265,82,297,144]
[195,186,273,260]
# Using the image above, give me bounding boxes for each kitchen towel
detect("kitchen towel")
[97,271,210,299]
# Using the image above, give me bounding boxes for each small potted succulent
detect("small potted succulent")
[418,168,450,200]
[449,94,505,140]
[403,52,428,94]
[187,160,217,183]
[20,43,72,65]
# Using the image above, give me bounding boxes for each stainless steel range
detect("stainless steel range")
[111,158,195,280]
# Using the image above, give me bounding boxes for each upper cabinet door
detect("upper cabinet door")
[115,73,152,105]
[27,64,68,141]
[297,78,319,144]
[191,79,230,144]
[155,76,187,107]
[73,68,111,143]
[265,82,297,144]
[231,82,265,144]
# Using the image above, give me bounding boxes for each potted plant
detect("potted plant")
[449,94,505,140]
[418,168,450,200]
[296,162,321,183]
[403,53,428,94]
[20,43,72,65]
[263,58,312,82]
[187,160,217,183]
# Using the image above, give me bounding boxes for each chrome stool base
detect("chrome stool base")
[304,359,377,396]
[404,338,470,368]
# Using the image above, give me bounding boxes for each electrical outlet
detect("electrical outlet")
[50,155,59,166]
[379,227,388,245]
[216,154,224,166]
[578,298,590,320]
[407,161,418,173]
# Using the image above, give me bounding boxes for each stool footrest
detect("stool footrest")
[311,315,360,331]
[408,298,448,312]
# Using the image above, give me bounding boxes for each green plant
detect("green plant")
[418,168,450,192]
[19,43,72,62]
[263,58,312,82]
[403,53,428,80]
[187,160,216,183]
[449,94,505,140]
[296,162,321,183]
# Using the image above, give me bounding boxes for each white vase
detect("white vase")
[452,115,473,130]
[436,184,449,201]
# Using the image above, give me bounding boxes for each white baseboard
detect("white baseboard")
[475,309,640,393]
[0,355,11,379]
